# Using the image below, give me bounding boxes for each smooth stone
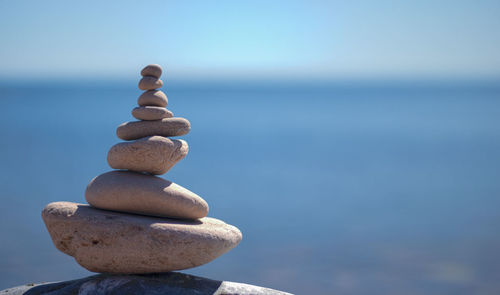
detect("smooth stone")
[132,106,173,121]
[0,273,292,295]
[116,117,190,140]
[138,90,168,107]
[86,171,207,219]
[42,202,242,274]
[140,64,162,78]
[107,136,188,175]
[138,76,163,90]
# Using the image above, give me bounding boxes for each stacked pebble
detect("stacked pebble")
[42,65,242,274]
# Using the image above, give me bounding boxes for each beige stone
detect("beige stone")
[138,76,163,90]
[140,64,162,78]
[85,171,207,219]
[116,118,190,140]
[107,136,188,175]
[138,90,168,107]
[132,106,173,121]
[42,202,242,274]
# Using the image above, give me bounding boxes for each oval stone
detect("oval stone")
[116,118,190,140]
[132,106,173,121]
[107,136,187,175]
[140,64,162,78]
[85,171,208,219]
[138,76,163,90]
[138,90,168,107]
[42,202,242,274]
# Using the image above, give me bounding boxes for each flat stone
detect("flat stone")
[138,76,163,90]
[42,202,241,274]
[85,171,208,219]
[132,106,173,121]
[107,136,187,175]
[140,64,162,78]
[138,90,168,107]
[116,117,190,140]
[0,273,292,295]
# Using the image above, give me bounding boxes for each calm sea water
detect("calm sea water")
[0,80,499,294]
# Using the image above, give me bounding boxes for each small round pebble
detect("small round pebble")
[139,76,163,90]
[132,106,173,121]
[138,90,168,107]
[141,64,162,78]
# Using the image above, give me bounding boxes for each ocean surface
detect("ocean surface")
[0,80,499,294]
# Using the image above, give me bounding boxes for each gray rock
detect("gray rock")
[1,272,292,294]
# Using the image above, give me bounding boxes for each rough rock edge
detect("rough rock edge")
[0,272,293,295]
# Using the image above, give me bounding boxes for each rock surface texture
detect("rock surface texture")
[42,202,239,273]
[41,64,242,275]
[107,136,188,175]
[1,273,292,295]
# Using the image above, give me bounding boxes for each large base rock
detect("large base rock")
[0,272,292,295]
[42,202,241,273]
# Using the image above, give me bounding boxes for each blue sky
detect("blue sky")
[1,0,499,80]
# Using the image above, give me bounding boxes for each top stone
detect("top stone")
[141,64,162,78]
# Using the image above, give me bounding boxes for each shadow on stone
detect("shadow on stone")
[74,204,204,225]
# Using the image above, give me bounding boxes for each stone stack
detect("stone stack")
[42,64,242,274]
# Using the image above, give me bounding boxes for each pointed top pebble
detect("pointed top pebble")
[141,64,162,78]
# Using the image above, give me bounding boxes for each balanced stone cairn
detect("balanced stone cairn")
[42,64,242,274]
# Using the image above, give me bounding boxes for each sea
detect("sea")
[0,79,499,294]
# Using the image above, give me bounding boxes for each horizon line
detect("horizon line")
[1,74,500,84]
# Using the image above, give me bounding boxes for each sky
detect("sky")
[1,0,500,80]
